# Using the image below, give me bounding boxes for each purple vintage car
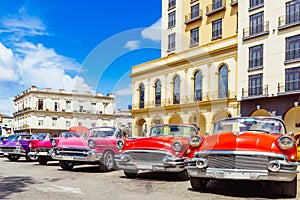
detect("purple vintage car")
[0,133,39,161]
[0,135,18,156]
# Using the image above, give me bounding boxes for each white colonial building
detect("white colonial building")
[13,86,115,135]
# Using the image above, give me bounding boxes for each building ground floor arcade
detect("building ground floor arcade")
[131,99,239,137]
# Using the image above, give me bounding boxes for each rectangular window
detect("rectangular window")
[249,44,263,69]
[249,0,264,8]
[54,102,58,111]
[168,11,176,28]
[250,12,264,35]
[38,99,43,110]
[66,100,71,109]
[285,67,300,91]
[168,33,176,51]
[286,35,300,61]
[249,74,263,96]
[212,19,222,40]
[212,0,222,10]
[168,0,176,9]
[52,118,57,127]
[190,27,199,47]
[286,0,300,25]
[38,120,43,126]
[66,121,71,128]
[191,4,200,19]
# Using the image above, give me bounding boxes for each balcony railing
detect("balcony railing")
[242,21,269,41]
[248,57,263,71]
[285,48,300,63]
[278,12,300,29]
[230,0,238,7]
[278,81,300,94]
[206,0,226,16]
[185,10,203,24]
[131,90,237,110]
[242,85,268,98]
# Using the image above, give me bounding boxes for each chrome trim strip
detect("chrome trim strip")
[194,150,288,160]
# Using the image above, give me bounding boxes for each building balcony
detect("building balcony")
[278,12,300,30]
[206,0,226,16]
[131,90,236,110]
[241,85,269,99]
[242,21,269,41]
[230,0,238,7]
[185,10,203,24]
[277,82,300,95]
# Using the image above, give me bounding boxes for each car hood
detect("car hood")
[200,131,284,153]
[124,136,190,155]
[57,137,88,148]
[31,140,52,148]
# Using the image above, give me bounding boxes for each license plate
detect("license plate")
[62,156,74,160]
[38,152,48,156]
[224,172,250,179]
[137,163,152,170]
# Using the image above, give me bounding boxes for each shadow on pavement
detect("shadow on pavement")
[120,171,189,182]
[188,179,289,199]
[0,176,36,199]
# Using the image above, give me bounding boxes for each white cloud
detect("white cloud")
[124,40,140,50]
[115,84,132,96]
[0,98,14,116]
[141,18,161,42]
[0,43,18,81]
[0,7,47,38]
[13,42,92,92]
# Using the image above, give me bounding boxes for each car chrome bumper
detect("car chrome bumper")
[50,149,102,162]
[1,149,27,156]
[186,158,298,182]
[114,154,186,172]
[27,151,51,157]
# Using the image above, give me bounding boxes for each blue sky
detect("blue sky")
[0,0,162,115]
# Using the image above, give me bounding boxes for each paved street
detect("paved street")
[0,156,299,200]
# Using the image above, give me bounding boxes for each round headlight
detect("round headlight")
[88,140,95,149]
[28,142,33,148]
[278,136,294,150]
[172,141,182,152]
[51,139,57,147]
[189,136,202,148]
[116,139,124,149]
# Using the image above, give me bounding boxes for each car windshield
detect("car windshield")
[6,135,18,141]
[19,135,32,140]
[60,132,85,138]
[30,133,49,140]
[150,125,198,137]
[214,117,286,134]
[89,127,116,137]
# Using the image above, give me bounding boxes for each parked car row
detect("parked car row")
[0,117,299,198]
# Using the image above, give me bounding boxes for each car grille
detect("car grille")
[56,147,90,156]
[196,153,285,170]
[35,147,50,152]
[0,147,17,153]
[125,151,170,163]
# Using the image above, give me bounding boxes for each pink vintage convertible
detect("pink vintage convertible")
[50,126,124,171]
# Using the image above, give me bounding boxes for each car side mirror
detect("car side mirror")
[289,132,295,136]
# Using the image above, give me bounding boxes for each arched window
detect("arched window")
[173,75,180,104]
[155,80,161,107]
[218,65,228,98]
[194,71,202,101]
[139,84,145,109]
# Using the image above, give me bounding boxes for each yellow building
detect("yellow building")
[131,0,239,136]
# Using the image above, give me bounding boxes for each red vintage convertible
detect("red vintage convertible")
[186,117,298,198]
[114,124,202,179]
[50,126,123,171]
